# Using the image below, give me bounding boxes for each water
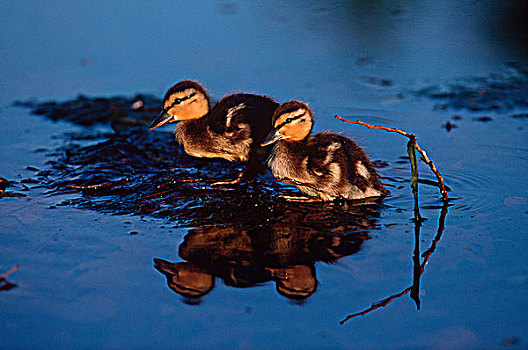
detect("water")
[1,1,528,348]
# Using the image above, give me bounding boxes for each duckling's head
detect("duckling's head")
[261,100,314,146]
[149,80,211,130]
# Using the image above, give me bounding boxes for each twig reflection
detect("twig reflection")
[0,265,19,291]
[340,201,448,324]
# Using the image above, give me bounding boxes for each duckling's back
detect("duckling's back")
[311,132,386,199]
[176,93,278,163]
[208,94,278,145]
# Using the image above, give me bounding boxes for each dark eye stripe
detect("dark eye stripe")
[168,92,196,109]
[275,113,305,130]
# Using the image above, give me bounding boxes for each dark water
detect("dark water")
[1,1,528,348]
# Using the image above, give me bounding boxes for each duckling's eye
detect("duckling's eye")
[286,117,293,123]
[170,92,196,108]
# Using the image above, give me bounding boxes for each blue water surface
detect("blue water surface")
[1,1,527,348]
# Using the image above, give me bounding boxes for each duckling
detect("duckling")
[149,80,278,184]
[261,100,386,201]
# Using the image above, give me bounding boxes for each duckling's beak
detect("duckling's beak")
[149,109,173,130]
[261,129,285,146]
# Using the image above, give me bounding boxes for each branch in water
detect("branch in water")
[334,115,449,201]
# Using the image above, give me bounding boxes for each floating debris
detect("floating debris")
[510,113,528,119]
[474,116,493,122]
[0,176,8,192]
[359,76,393,88]
[0,176,27,199]
[443,121,457,131]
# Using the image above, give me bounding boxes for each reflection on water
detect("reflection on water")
[17,93,455,315]
[341,201,448,323]
[152,189,450,318]
[154,201,379,303]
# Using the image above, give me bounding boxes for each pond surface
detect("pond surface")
[1,1,527,348]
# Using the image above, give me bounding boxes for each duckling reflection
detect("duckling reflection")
[153,259,214,300]
[266,265,316,300]
[154,203,380,302]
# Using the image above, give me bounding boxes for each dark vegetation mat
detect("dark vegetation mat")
[14,93,162,127]
[413,62,528,115]
[15,94,384,234]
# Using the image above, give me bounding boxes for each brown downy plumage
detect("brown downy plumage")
[150,80,278,183]
[262,100,386,201]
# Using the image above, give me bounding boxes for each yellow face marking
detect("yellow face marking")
[274,109,307,129]
[275,109,312,141]
[164,88,197,109]
[164,89,209,120]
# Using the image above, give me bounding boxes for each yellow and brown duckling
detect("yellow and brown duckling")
[150,80,278,183]
[261,100,386,201]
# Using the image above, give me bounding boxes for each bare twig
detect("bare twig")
[142,189,172,200]
[66,178,131,190]
[177,178,205,183]
[46,189,81,197]
[407,139,423,222]
[334,115,449,201]
[67,183,113,190]
[340,287,412,322]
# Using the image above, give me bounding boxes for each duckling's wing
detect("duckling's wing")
[307,138,342,177]
[209,94,277,141]
[208,96,245,133]
[224,103,247,129]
